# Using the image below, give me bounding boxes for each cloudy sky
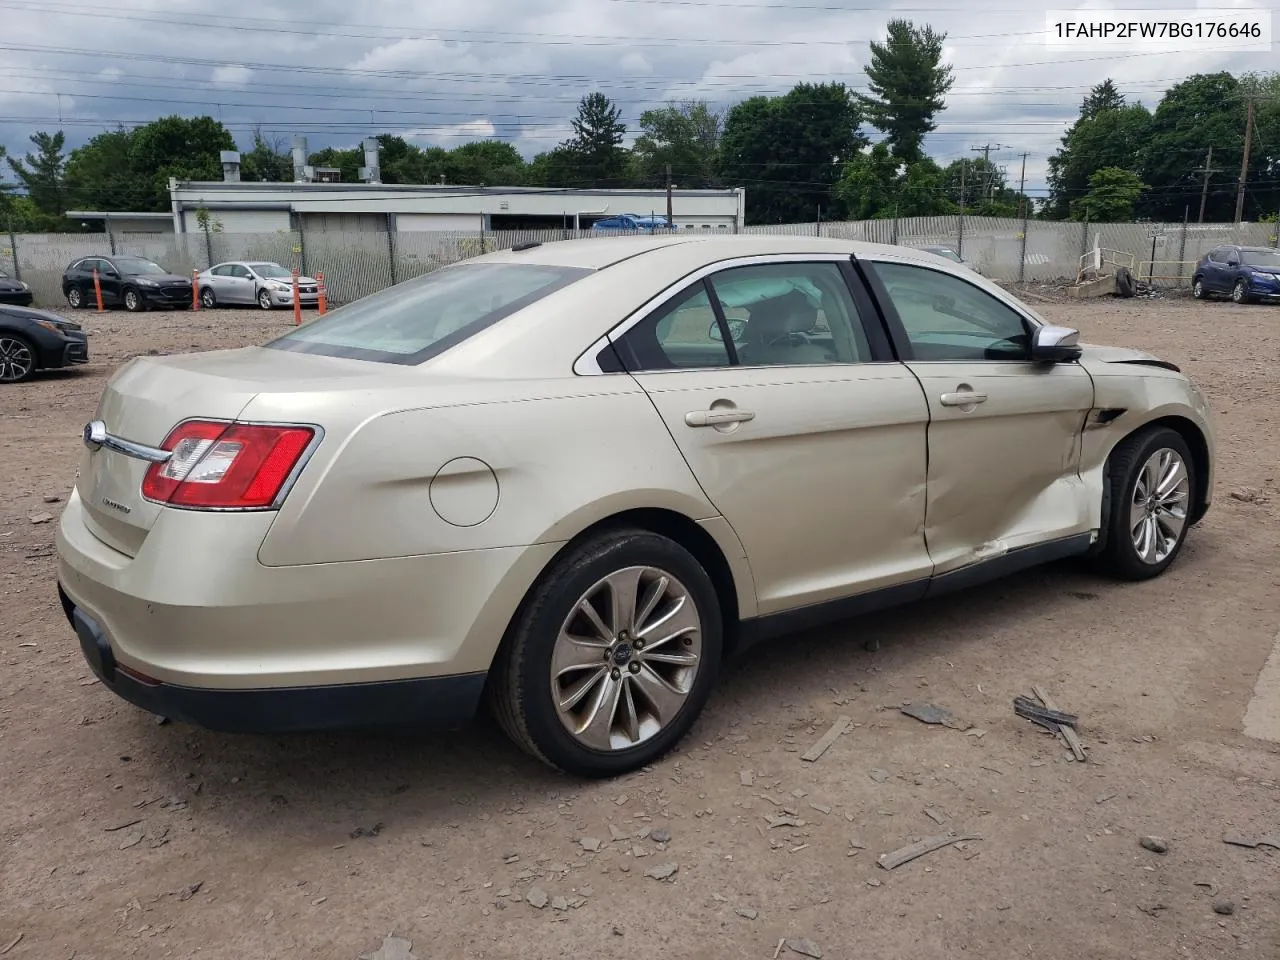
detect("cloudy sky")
[0,0,1274,198]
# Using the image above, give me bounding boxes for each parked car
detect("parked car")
[62,255,192,312]
[56,235,1214,778]
[0,303,89,383]
[197,261,319,310]
[592,214,672,233]
[0,269,34,306]
[1192,244,1280,304]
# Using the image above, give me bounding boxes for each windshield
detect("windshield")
[114,258,167,275]
[266,262,591,365]
[1241,250,1280,268]
[250,263,292,278]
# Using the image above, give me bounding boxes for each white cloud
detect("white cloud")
[211,65,253,86]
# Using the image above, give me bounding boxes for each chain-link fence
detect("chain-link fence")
[8,217,1279,309]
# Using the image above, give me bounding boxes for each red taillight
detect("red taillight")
[142,420,316,510]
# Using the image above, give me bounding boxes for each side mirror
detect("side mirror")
[1227,257,1240,267]
[1031,325,1082,363]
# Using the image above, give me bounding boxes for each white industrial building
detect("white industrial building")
[150,137,745,236]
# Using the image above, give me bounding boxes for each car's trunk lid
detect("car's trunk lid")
[76,347,399,557]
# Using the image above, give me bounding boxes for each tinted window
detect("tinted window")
[266,262,590,365]
[612,284,731,371]
[1241,249,1280,268]
[1209,247,1231,264]
[708,262,871,365]
[229,265,252,278]
[250,262,291,278]
[871,261,1030,361]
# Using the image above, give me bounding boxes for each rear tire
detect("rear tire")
[488,529,722,778]
[1093,427,1196,581]
[66,286,85,309]
[1191,276,1207,300]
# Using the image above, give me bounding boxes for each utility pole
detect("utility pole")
[665,163,673,229]
[958,159,967,213]
[1192,147,1217,223]
[1016,152,1028,219]
[1234,95,1255,223]
[970,143,1004,201]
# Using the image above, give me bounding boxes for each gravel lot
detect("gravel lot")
[2,295,1279,960]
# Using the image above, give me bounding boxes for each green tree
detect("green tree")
[1080,78,1125,119]
[894,157,956,216]
[126,115,236,210]
[1139,72,1244,221]
[239,129,292,182]
[1070,167,1146,221]
[526,146,580,188]
[445,140,527,185]
[834,143,902,219]
[63,128,142,212]
[6,131,67,217]
[720,83,866,223]
[857,19,954,163]
[1046,96,1152,219]
[629,100,722,188]
[562,92,628,186]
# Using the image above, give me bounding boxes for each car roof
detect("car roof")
[478,234,952,271]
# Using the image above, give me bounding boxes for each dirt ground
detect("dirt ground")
[2,294,1279,960]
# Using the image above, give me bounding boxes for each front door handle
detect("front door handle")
[939,391,988,407]
[685,409,756,427]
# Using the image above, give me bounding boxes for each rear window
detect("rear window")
[265,262,591,365]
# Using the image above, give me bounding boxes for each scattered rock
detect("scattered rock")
[651,828,671,844]
[551,896,569,912]
[924,808,946,825]
[1212,901,1235,916]
[900,702,972,731]
[735,907,759,920]
[43,495,62,504]
[740,770,754,787]
[28,513,53,524]
[580,837,603,852]
[786,937,823,958]
[526,887,549,909]
[177,881,203,902]
[1095,792,1116,805]
[869,769,890,784]
[350,822,384,839]
[1140,836,1169,855]
[609,825,629,842]
[360,935,418,960]
[644,863,678,881]
[118,826,146,849]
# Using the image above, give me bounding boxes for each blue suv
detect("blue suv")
[591,214,673,233]
[1192,244,1280,304]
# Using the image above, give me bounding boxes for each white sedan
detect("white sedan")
[56,235,1214,777]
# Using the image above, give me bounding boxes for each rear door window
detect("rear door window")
[266,262,591,365]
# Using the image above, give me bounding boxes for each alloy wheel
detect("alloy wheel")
[201,288,216,308]
[1192,279,1203,299]
[124,290,140,311]
[67,287,83,308]
[0,336,35,382]
[1129,448,1190,565]
[258,290,273,310]
[1233,280,1248,304]
[550,565,702,752]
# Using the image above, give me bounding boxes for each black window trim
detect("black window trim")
[574,252,900,376]
[858,255,1044,365]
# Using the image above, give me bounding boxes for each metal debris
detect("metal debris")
[878,832,982,870]
[801,716,851,762]
[1032,685,1087,761]
[1222,834,1280,849]
[1013,695,1077,734]
[900,702,972,731]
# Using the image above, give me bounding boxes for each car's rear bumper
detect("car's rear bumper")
[59,585,486,732]
[54,489,560,731]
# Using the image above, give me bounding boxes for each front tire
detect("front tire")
[0,333,37,383]
[258,289,274,310]
[1095,427,1196,581]
[123,288,143,312]
[1232,279,1253,304]
[488,529,722,777]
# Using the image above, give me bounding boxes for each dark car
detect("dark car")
[1192,245,1280,304]
[0,269,33,306]
[0,304,90,383]
[61,255,192,312]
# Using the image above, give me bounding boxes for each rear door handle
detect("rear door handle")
[685,409,756,427]
[939,392,988,407]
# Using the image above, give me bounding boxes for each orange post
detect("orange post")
[92,268,105,312]
[291,267,302,326]
[316,271,327,315]
[191,269,200,311]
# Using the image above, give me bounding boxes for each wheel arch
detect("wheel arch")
[486,506,750,682]
[1095,414,1212,553]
